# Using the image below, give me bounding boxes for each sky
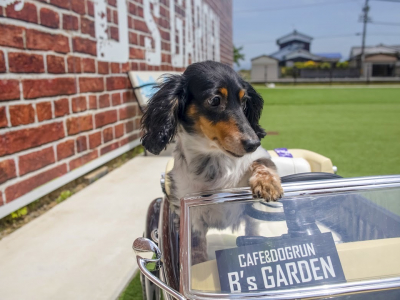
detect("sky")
[233,0,400,70]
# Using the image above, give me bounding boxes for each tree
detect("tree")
[233,45,245,67]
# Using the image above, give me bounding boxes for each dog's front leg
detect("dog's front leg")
[249,158,283,202]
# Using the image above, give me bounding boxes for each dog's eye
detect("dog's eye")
[208,96,220,107]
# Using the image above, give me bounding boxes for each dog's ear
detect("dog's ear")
[141,74,186,154]
[243,81,266,139]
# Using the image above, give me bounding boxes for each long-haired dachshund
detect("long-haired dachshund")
[141,61,283,206]
[141,61,283,263]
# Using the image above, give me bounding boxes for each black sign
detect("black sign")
[215,232,346,293]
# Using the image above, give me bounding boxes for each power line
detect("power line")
[234,0,358,14]
[235,33,399,46]
[370,21,400,26]
[372,0,400,3]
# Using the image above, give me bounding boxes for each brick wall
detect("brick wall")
[0,0,233,209]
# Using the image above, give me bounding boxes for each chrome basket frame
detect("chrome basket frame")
[180,175,400,300]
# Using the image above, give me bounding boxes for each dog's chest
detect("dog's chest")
[171,154,251,202]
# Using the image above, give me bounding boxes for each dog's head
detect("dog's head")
[141,61,266,156]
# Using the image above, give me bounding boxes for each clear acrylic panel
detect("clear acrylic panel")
[189,187,400,294]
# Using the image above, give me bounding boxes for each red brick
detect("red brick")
[0,80,20,101]
[106,76,129,91]
[161,53,171,64]
[111,93,121,106]
[108,0,117,7]
[125,120,134,133]
[107,7,112,22]
[110,26,119,41]
[0,50,5,73]
[135,118,140,130]
[18,147,55,176]
[133,19,148,33]
[103,127,113,143]
[57,140,75,160]
[88,95,97,109]
[79,77,104,93]
[111,63,120,73]
[71,96,87,113]
[5,164,67,202]
[0,107,7,127]
[0,24,24,49]
[99,94,110,108]
[87,1,94,16]
[23,78,76,99]
[129,32,138,45]
[9,104,35,126]
[130,47,145,59]
[73,37,96,56]
[119,133,137,146]
[47,55,65,74]
[0,122,65,156]
[66,115,93,135]
[128,2,137,15]
[71,0,86,14]
[82,58,95,73]
[36,102,52,121]
[121,62,130,72]
[26,29,70,53]
[54,98,69,117]
[50,0,70,10]
[40,7,60,28]
[81,16,95,37]
[89,132,101,149]
[98,61,109,74]
[8,52,44,73]
[76,136,87,153]
[114,124,124,138]
[67,56,82,73]
[6,2,38,24]
[95,110,117,128]
[63,14,79,30]
[0,159,16,184]
[122,91,135,103]
[100,142,119,155]
[69,150,98,170]
[119,105,137,120]
[128,16,134,29]
[113,9,118,25]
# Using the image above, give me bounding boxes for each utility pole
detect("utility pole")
[360,0,370,77]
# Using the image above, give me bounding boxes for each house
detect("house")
[270,30,342,66]
[250,55,279,82]
[349,44,400,77]
[251,30,342,82]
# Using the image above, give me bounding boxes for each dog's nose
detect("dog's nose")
[242,139,260,153]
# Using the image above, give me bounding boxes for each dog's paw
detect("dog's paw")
[249,170,283,202]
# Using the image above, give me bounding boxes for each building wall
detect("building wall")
[0,0,232,210]
[251,63,278,82]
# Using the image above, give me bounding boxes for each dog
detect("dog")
[141,61,283,263]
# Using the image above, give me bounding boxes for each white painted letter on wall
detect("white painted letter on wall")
[94,0,129,63]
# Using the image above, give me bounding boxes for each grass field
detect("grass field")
[257,86,400,177]
[120,86,400,299]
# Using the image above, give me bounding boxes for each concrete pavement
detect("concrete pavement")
[0,155,171,300]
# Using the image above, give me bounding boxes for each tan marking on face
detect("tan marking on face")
[219,88,228,98]
[239,89,245,100]
[187,104,197,118]
[197,116,246,155]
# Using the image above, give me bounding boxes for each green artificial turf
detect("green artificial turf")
[119,272,143,300]
[256,87,400,177]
